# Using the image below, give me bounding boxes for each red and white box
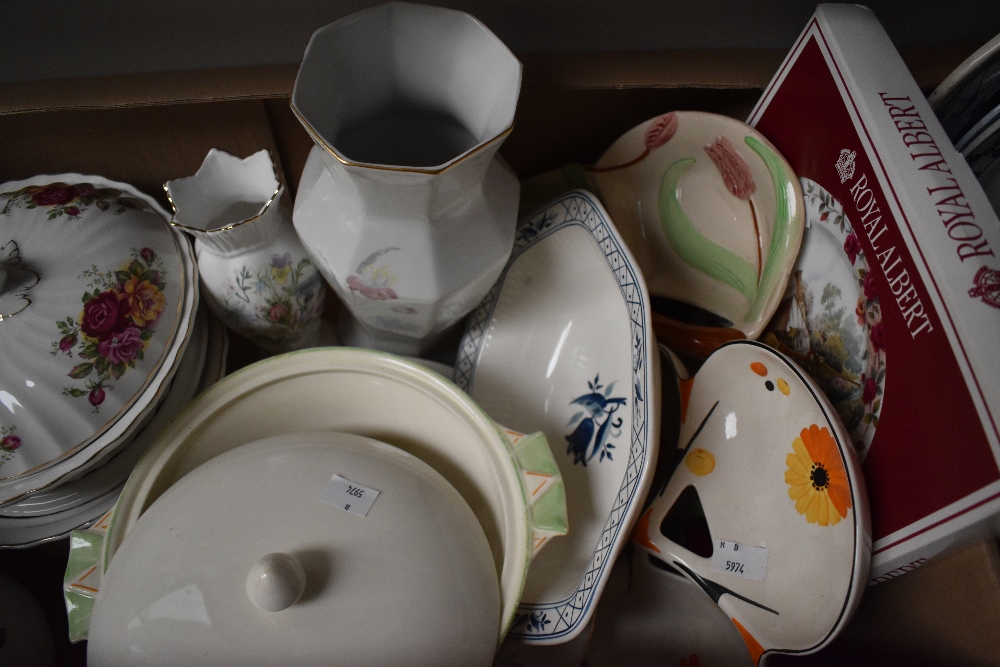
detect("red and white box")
[748,4,1000,583]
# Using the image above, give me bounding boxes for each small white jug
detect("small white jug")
[166,149,326,352]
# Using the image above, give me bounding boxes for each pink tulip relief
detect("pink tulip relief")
[589,112,679,172]
[705,136,756,199]
[645,112,679,150]
[705,136,762,278]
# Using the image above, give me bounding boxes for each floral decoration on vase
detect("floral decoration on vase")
[166,148,326,353]
[346,247,400,301]
[220,251,325,345]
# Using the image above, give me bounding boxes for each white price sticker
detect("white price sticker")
[319,474,380,517]
[710,539,768,581]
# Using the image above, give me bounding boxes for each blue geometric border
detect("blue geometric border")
[454,190,652,643]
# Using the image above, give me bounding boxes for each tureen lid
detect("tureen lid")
[88,431,501,666]
[0,175,189,486]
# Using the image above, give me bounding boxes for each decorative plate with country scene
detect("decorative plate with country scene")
[763,178,885,458]
[455,190,658,643]
[0,175,191,488]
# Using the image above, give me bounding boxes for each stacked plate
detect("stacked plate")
[930,32,1000,214]
[0,174,210,547]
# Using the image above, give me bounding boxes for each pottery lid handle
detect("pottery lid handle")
[245,552,307,612]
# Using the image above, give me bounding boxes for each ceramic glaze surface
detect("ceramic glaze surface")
[294,146,519,353]
[89,432,500,666]
[167,149,325,352]
[105,348,534,637]
[764,179,885,458]
[455,191,660,644]
[0,175,196,504]
[589,111,804,339]
[290,2,520,172]
[290,2,522,354]
[635,341,870,665]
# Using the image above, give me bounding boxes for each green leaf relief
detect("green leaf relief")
[743,135,800,321]
[656,157,758,300]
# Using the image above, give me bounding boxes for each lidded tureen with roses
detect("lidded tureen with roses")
[0,174,196,505]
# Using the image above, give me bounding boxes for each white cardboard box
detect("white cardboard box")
[748,3,1000,583]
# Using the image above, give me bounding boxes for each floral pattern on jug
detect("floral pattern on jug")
[52,246,168,411]
[166,148,325,353]
[218,252,324,344]
[0,427,21,468]
[565,375,626,466]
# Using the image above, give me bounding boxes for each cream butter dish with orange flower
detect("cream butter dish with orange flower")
[0,174,196,506]
[633,340,870,666]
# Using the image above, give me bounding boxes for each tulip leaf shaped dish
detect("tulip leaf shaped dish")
[165,149,326,352]
[633,341,870,666]
[290,1,521,356]
[588,111,805,347]
[455,190,660,644]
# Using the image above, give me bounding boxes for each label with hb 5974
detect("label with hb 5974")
[319,474,380,517]
[710,539,768,581]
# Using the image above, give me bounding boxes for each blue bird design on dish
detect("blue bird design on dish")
[565,375,626,465]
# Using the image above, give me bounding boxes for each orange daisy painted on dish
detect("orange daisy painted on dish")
[784,424,852,526]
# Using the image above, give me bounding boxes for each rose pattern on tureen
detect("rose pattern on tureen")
[0,426,21,469]
[52,247,167,412]
[565,374,627,466]
[1,182,147,220]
